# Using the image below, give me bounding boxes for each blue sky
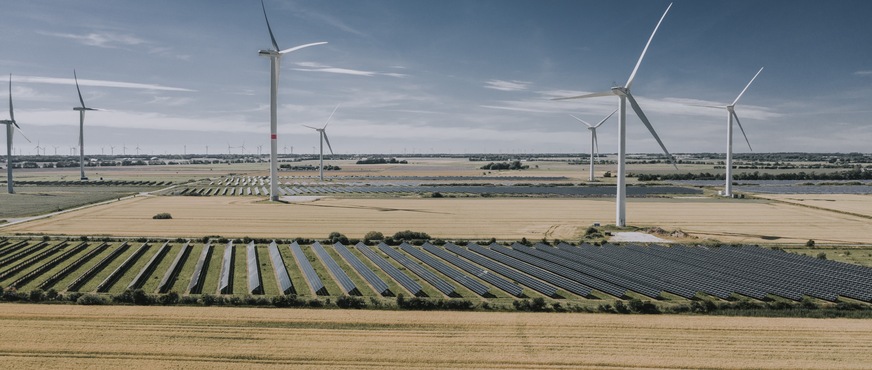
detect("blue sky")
[1,0,871,155]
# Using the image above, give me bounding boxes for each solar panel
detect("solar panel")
[290,242,328,296]
[8,241,87,289]
[311,242,360,295]
[379,243,456,297]
[423,243,523,297]
[246,242,264,295]
[157,241,192,293]
[127,241,172,290]
[0,241,65,282]
[96,242,150,293]
[401,243,489,296]
[444,243,555,297]
[475,243,599,298]
[187,242,213,294]
[0,241,48,267]
[39,243,108,291]
[334,242,391,296]
[268,241,295,295]
[218,241,234,294]
[355,243,424,297]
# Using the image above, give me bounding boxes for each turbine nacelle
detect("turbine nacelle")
[610,86,629,96]
[258,49,279,57]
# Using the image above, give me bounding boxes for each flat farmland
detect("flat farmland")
[5,194,872,244]
[0,305,870,369]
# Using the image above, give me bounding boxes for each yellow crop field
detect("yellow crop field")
[0,304,869,369]
[5,194,872,244]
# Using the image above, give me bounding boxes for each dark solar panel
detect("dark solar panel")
[290,242,328,296]
[356,243,424,297]
[157,241,192,293]
[246,242,264,295]
[268,241,295,295]
[334,242,391,296]
[423,243,523,297]
[311,242,360,296]
[379,243,456,297]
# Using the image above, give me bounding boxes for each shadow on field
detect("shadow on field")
[293,202,451,215]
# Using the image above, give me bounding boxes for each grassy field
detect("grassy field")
[5,194,872,245]
[0,305,869,369]
[0,185,160,220]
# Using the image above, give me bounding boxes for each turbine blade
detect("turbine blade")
[261,0,280,51]
[626,2,672,89]
[593,108,618,128]
[732,67,764,106]
[8,74,13,123]
[552,90,613,101]
[323,104,340,129]
[732,111,753,151]
[569,114,593,127]
[323,131,334,155]
[592,129,599,155]
[688,103,728,109]
[626,92,677,168]
[302,124,319,130]
[74,70,86,108]
[15,126,31,143]
[279,41,328,55]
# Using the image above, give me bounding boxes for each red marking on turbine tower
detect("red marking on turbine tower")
[271,134,277,139]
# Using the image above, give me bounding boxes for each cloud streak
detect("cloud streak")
[484,79,531,91]
[14,75,195,92]
[293,62,408,78]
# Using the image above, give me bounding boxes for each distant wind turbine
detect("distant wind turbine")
[53,146,60,155]
[73,70,100,180]
[34,141,44,156]
[2,74,31,194]
[258,0,327,200]
[553,3,675,227]
[135,144,141,155]
[696,67,764,197]
[304,105,339,181]
[122,143,127,155]
[570,108,617,182]
[110,145,115,155]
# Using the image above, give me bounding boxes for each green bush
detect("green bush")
[392,230,431,241]
[336,295,366,309]
[77,294,108,305]
[152,212,173,220]
[364,231,384,241]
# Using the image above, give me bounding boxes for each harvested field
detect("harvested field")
[0,305,870,369]
[4,195,872,245]
[754,194,872,218]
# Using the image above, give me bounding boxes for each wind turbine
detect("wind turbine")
[697,67,764,197]
[73,70,100,180]
[122,143,127,155]
[258,0,327,201]
[53,146,59,155]
[304,105,339,181]
[570,108,617,182]
[239,141,246,155]
[109,145,115,155]
[135,144,141,155]
[34,141,44,156]
[553,3,675,227]
[2,75,31,194]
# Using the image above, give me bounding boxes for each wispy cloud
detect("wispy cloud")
[484,79,531,92]
[854,70,872,76]
[40,31,146,48]
[293,62,408,78]
[15,75,195,92]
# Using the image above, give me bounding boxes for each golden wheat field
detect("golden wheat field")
[0,304,869,369]
[5,194,872,244]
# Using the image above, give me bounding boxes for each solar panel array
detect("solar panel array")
[334,242,391,296]
[379,243,456,297]
[355,243,424,297]
[128,241,171,290]
[290,242,328,296]
[268,241,295,295]
[423,243,523,297]
[96,242,150,293]
[157,241,191,293]
[2,237,871,303]
[400,243,490,297]
[187,242,213,294]
[218,242,234,294]
[311,242,360,296]
[444,243,556,297]
[246,242,263,295]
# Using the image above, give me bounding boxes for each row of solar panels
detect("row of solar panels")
[2,239,871,303]
[179,185,702,197]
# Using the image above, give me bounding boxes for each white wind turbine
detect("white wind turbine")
[2,75,32,194]
[554,3,676,227]
[570,108,617,182]
[73,70,100,180]
[304,105,339,181]
[697,67,764,197]
[258,0,327,201]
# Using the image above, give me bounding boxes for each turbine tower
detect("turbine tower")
[2,75,31,194]
[554,3,676,227]
[73,70,100,180]
[697,67,764,197]
[304,105,339,181]
[258,0,327,201]
[570,108,617,182]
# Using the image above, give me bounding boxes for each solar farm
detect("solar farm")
[2,236,870,307]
